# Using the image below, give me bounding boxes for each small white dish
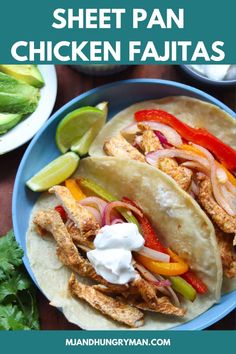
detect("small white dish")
[0,65,57,155]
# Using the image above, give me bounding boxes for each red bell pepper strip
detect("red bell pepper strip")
[135,109,236,174]
[181,270,208,294]
[122,197,168,254]
[55,205,67,222]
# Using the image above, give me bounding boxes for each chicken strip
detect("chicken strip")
[34,209,127,292]
[68,273,144,328]
[104,135,145,162]
[140,129,163,154]
[49,186,99,238]
[158,157,193,191]
[131,277,185,316]
[34,209,98,275]
[134,299,186,316]
[197,174,236,236]
[215,228,236,278]
[136,125,192,191]
[65,220,94,250]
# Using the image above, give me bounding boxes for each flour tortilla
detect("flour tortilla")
[89,96,236,293]
[27,156,222,330]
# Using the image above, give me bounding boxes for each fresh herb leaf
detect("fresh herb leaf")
[0,230,23,277]
[0,269,30,302]
[0,304,30,330]
[0,230,39,330]
[19,287,40,330]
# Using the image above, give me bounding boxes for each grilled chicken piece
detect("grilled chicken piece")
[158,157,193,191]
[140,129,163,154]
[197,175,236,236]
[65,220,94,250]
[92,284,138,296]
[68,273,144,328]
[215,228,236,278]
[49,186,99,238]
[104,135,145,162]
[34,209,127,292]
[132,277,185,316]
[134,299,186,316]
[34,209,99,276]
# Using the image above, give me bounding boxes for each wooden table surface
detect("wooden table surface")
[1,65,235,330]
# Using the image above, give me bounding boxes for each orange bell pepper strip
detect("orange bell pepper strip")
[65,179,86,201]
[181,144,236,186]
[180,143,205,157]
[135,248,189,276]
[216,163,236,187]
[135,109,236,174]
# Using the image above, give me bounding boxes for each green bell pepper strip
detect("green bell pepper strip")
[77,177,140,228]
[169,276,196,302]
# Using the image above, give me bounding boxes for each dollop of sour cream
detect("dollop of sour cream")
[87,223,144,285]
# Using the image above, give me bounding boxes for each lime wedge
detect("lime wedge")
[56,105,106,153]
[71,102,108,156]
[26,152,79,192]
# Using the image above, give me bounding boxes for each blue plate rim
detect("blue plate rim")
[12,78,236,330]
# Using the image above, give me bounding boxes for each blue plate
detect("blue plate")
[12,79,236,330]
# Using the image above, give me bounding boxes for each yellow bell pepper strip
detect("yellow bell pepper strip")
[77,177,140,227]
[181,144,236,186]
[65,179,86,201]
[169,276,196,301]
[135,249,189,276]
[180,143,205,157]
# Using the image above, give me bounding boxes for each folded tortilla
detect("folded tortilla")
[27,156,222,330]
[89,96,236,294]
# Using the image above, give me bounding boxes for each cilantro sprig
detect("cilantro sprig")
[0,230,39,330]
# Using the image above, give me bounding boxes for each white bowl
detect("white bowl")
[0,65,57,155]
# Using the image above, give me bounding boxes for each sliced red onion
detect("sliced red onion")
[181,161,210,176]
[79,197,107,215]
[192,144,236,216]
[111,218,124,225]
[216,167,228,184]
[84,206,102,225]
[146,149,209,168]
[139,122,182,147]
[102,201,143,226]
[154,131,168,146]
[135,263,169,295]
[190,180,199,196]
[135,263,180,306]
[155,274,180,307]
[136,246,170,263]
[122,121,182,147]
[220,185,236,213]
[226,181,236,196]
